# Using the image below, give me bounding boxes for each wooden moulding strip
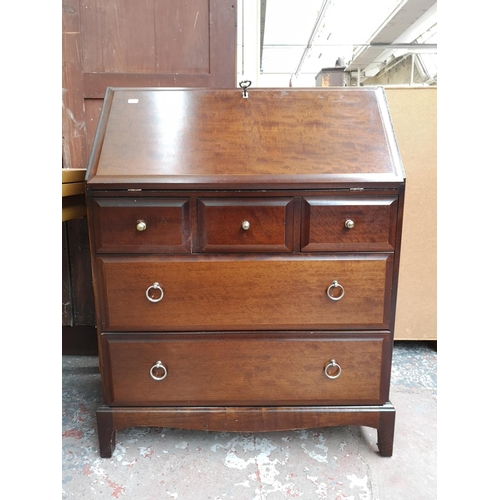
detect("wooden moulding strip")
[62,169,87,221]
[101,405,388,432]
[62,168,87,185]
[62,182,85,197]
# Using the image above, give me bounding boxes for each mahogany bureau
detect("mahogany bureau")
[85,86,405,458]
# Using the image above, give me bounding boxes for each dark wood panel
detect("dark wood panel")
[301,196,399,252]
[67,219,95,325]
[80,0,157,73]
[83,73,211,99]
[102,333,390,406]
[86,88,405,190]
[88,188,401,199]
[63,0,89,169]
[62,325,98,355]
[208,0,237,88]
[198,198,294,252]
[80,0,210,74]
[92,197,191,253]
[154,0,210,74]
[63,0,81,32]
[97,254,393,331]
[62,34,88,168]
[96,403,396,458]
[84,99,103,155]
[62,222,73,326]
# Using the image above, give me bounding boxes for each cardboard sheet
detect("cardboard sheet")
[385,88,437,340]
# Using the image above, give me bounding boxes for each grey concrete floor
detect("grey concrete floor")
[62,341,437,499]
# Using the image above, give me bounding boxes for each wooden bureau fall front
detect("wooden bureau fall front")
[85,86,405,458]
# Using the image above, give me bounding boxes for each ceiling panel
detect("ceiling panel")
[260,0,437,85]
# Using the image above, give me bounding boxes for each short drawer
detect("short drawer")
[198,198,294,252]
[91,198,190,253]
[97,254,393,331]
[301,196,398,252]
[102,333,390,406]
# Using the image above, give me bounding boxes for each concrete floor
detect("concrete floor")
[62,341,437,499]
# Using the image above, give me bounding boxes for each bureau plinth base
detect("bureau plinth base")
[96,403,395,458]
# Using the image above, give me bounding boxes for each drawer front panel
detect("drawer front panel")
[198,198,294,252]
[103,333,390,406]
[301,196,398,252]
[92,198,190,253]
[98,254,393,331]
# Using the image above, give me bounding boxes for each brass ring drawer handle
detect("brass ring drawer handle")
[326,280,345,301]
[241,220,250,230]
[136,220,147,231]
[146,282,164,303]
[150,360,168,381]
[324,359,342,379]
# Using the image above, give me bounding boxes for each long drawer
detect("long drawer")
[101,333,391,406]
[97,254,393,331]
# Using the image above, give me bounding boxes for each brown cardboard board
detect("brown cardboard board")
[385,88,437,340]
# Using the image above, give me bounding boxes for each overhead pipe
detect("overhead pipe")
[266,43,437,50]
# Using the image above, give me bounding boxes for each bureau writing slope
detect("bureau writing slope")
[85,86,405,458]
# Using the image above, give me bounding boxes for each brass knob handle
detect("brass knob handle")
[241,220,250,231]
[136,220,147,231]
[150,360,168,381]
[345,219,354,229]
[326,280,345,301]
[146,282,164,303]
[324,359,342,379]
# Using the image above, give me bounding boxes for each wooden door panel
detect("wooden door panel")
[62,0,88,169]
[155,0,210,74]
[83,99,103,154]
[82,74,211,99]
[80,0,209,74]
[80,0,157,73]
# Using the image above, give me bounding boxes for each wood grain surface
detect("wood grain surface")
[97,254,393,331]
[102,333,390,406]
